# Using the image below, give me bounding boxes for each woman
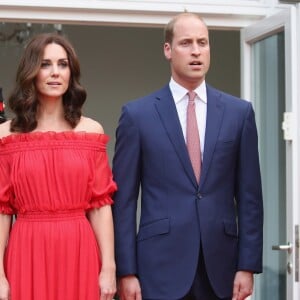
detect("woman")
[0,33,117,300]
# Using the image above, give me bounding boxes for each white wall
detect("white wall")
[0,0,278,29]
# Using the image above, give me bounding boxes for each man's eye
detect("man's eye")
[199,40,208,47]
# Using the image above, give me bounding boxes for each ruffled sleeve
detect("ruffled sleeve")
[88,138,117,209]
[0,143,15,215]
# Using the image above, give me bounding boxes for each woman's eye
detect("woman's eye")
[41,62,50,68]
[59,61,69,68]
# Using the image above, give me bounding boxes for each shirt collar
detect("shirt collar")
[169,78,207,104]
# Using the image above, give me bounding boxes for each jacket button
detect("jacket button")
[197,192,202,199]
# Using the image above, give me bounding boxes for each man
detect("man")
[113,12,263,300]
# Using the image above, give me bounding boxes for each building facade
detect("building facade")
[0,1,299,299]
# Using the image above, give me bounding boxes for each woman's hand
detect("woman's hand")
[99,267,116,300]
[0,275,10,300]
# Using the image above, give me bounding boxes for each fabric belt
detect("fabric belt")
[17,209,85,221]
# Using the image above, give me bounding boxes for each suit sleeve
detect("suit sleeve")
[112,105,141,277]
[236,102,263,273]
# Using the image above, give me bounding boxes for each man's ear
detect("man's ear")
[163,42,172,60]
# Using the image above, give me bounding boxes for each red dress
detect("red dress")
[0,132,117,300]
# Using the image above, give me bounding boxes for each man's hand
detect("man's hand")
[232,271,253,300]
[117,275,142,300]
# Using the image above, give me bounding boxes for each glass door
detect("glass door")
[252,29,286,300]
[241,7,300,300]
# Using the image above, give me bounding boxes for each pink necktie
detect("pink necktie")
[186,91,201,183]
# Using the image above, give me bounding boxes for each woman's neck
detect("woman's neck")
[35,101,71,132]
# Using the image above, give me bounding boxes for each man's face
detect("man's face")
[164,15,210,90]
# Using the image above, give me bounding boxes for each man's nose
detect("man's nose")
[191,42,201,55]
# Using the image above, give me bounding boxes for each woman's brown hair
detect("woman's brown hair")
[9,33,86,132]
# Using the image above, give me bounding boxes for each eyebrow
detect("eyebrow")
[41,58,69,61]
[181,36,208,41]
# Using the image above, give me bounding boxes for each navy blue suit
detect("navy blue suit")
[112,84,263,299]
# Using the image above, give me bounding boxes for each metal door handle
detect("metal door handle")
[272,242,292,252]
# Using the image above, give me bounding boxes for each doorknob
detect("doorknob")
[272,242,292,253]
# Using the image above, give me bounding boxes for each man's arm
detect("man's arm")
[112,105,141,277]
[236,103,263,273]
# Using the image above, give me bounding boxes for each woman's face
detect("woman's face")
[35,43,71,102]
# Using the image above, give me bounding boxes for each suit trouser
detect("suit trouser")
[144,249,231,300]
[182,249,231,300]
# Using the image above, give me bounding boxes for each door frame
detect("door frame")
[241,6,300,299]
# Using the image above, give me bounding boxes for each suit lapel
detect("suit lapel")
[154,86,198,188]
[199,85,225,189]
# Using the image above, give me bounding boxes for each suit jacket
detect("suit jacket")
[112,84,263,299]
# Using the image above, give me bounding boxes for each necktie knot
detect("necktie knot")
[188,91,197,103]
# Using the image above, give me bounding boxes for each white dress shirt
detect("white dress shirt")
[169,78,207,160]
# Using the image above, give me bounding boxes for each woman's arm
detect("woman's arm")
[88,206,116,300]
[0,214,12,300]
